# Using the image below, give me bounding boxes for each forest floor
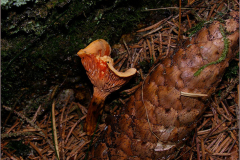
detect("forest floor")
[1,0,239,159]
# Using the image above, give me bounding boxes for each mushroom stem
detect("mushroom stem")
[84,87,109,135]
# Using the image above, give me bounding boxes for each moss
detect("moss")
[1,0,35,9]
[186,19,215,38]
[194,25,229,76]
[187,20,206,37]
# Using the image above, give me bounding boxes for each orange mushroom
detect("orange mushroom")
[77,39,137,135]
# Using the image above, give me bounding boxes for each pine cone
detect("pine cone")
[89,11,239,159]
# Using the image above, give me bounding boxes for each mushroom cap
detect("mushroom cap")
[101,56,137,77]
[78,39,111,57]
[77,39,137,96]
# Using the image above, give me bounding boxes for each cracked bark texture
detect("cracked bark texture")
[91,11,239,160]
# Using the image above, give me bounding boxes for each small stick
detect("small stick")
[167,21,176,28]
[60,115,75,124]
[220,138,232,153]
[137,17,168,32]
[196,136,200,160]
[65,136,75,149]
[41,146,50,155]
[198,128,211,136]
[221,101,231,117]
[190,151,193,160]
[206,134,220,150]
[153,39,176,46]
[233,0,239,5]
[172,17,179,28]
[204,119,226,143]
[178,0,182,41]
[138,39,144,45]
[3,92,25,127]
[129,44,142,48]
[5,119,20,134]
[2,150,17,160]
[215,136,231,153]
[32,105,42,123]
[211,133,226,152]
[212,153,231,156]
[227,105,236,116]
[59,96,71,159]
[140,16,172,37]
[144,7,192,11]
[29,142,43,158]
[215,106,231,121]
[65,115,86,144]
[209,126,235,137]
[133,48,141,67]
[76,152,85,160]
[187,14,192,28]
[1,131,34,139]
[213,97,231,121]
[38,115,48,127]
[159,32,163,56]
[200,138,206,160]
[151,36,156,61]
[76,103,88,115]
[143,26,164,37]
[216,77,239,105]
[52,100,60,159]
[203,114,214,117]
[181,91,208,97]
[197,118,211,131]
[166,34,171,57]
[141,41,147,59]
[114,53,126,66]
[205,147,213,154]
[226,140,236,153]
[139,69,144,80]
[60,95,71,122]
[237,84,240,158]
[175,146,195,160]
[111,105,119,114]
[115,54,128,71]
[123,39,131,69]
[121,82,142,96]
[16,120,23,132]
[216,2,225,12]
[146,39,152,58]
[22,128,42,132]
[130,48,137,68]
[207,4,216,20]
